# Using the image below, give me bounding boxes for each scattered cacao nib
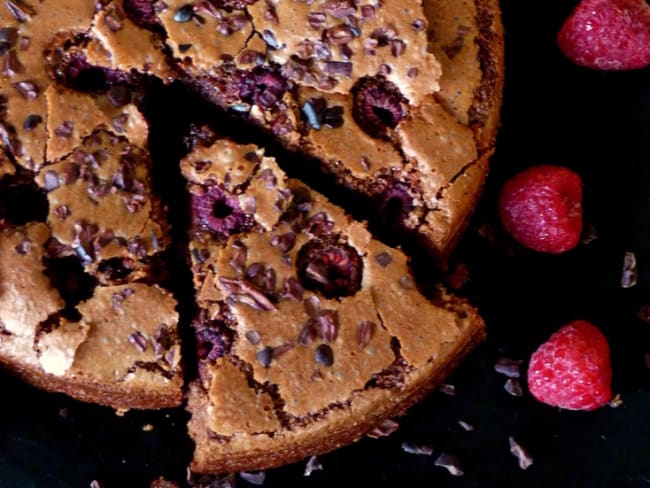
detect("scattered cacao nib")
[438,383,455,396]
[239,471,265,485]
[352,76,406,137]
[128,331,148,352]
[374,252,392,267]
[6,0,35,23]
[457,420,474,431]
[316,309,339,342]
[89,480,103,488]
[297,240,363,298]
[308,11,326,29]
[54,121,74,138]
[314,343,334,366]
[229,240,247,274]
[621,251,637,288]
[220,276,276,311]
[442,35,465,59]
[303,295,320,317]
[13,79,38,100]
[257,346,273,368]
[22,113,41,130]
[53,205,71,220]
[434,453,464,476]
[581,222,598,244]
[504,378,523,397]
[494,357,523,378]
[237,66,287,110]
[407,67,418,79]
[390,39,405,57]
[322,60,352,77]
[356,320,376,348]
[398,275,414,289]
[304,455,323,476]
[271,340,294,359]
[608,393,623,408]
[401,442,434,455]
[508,436,533,470]
[366,418,399,438]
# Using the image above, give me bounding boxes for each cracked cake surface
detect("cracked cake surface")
[182,134,486,473]
[0,0,503,476]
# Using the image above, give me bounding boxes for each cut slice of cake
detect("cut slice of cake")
[0,222,183,409]
[182,132,485,473]
[146,0,503,257]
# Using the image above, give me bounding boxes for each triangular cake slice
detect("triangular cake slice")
[182,132,485,473]
[0,222,183,409]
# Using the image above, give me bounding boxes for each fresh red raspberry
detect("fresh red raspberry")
[558,0,650,70]
[527,320,613,411]
[498,165,583,254]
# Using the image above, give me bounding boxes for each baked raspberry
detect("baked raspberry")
[297,241,363,298]
[498,165,583,254]
[527,320,612,411]
[352,76,406,137]
[558,0,650,70]
[190,185,250,236]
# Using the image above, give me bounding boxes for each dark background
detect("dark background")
[1,1,649,487]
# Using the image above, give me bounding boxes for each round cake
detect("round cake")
[0,0,503,476]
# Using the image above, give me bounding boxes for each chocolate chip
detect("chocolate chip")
[257,346,273,368]
[314,343,333,366]
[54,121,74,138]
[370,25,397,46]
[264,4,278,23]
[12,79,38,99]
[22,113,41,130]
[173,4,194,22]
[5,0,34,23]
[357,320,376,348]
[128,331,148,352]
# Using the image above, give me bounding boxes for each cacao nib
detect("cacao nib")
[13,79,38,100]
[173,4,194,22]
[314,343,333,366]
[22,113,42,130]
[6,0,34,22]
[357,320,376,348]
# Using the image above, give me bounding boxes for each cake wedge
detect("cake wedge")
[182,131,486,473]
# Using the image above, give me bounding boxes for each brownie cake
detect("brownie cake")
[0,0,504,477]
[182,133,485,472]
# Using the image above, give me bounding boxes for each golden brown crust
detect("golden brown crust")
[0,351,182,409]
[188,300,485,473]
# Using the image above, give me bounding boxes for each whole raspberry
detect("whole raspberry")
[498,165,583,254]
[527,320,613,411]
[558,0,650,70]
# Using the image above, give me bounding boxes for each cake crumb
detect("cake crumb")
[438,383,456,396]
[367,418,400,438]
[142,423,154,431]
[401,442,434,455]
[608,393,623,408]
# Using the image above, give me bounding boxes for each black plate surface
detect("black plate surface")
[1,1,649,487]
